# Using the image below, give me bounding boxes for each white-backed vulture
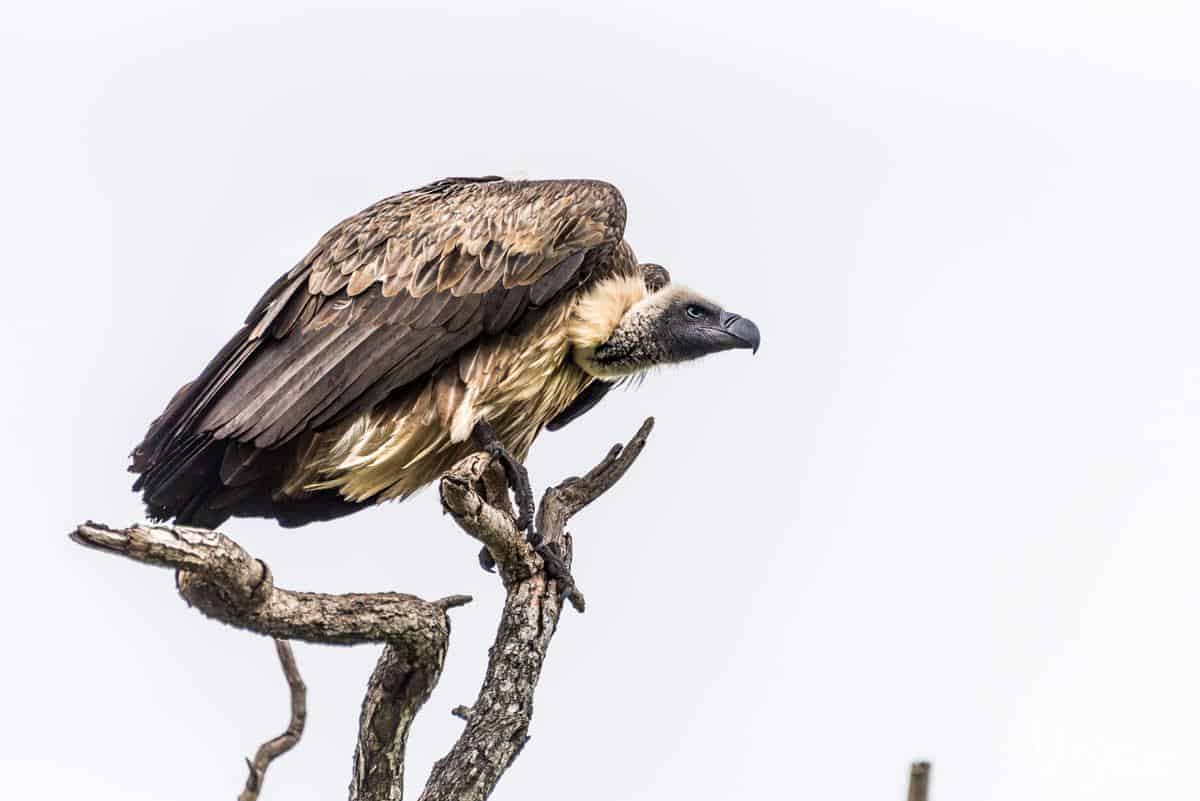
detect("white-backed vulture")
[130,177,760,572]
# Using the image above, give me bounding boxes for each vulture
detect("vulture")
[130,177,759,578]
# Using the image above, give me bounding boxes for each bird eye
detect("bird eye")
[686,305,704,319]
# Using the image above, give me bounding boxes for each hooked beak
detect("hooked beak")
[719,311,761,354]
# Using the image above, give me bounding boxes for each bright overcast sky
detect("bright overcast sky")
[4,2,1200,799]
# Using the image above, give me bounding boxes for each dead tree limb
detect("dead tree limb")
[239,639,307,801]
[70,522,462,800]
[907,761,932,801]
[70,416,654,801]
[421,417,654,801]
[70,521,464,646]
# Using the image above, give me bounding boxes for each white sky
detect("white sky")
[4,1,1200,798]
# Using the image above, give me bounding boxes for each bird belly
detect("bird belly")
[280,300,592,504]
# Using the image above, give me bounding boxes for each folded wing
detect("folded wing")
[131,177,627,522]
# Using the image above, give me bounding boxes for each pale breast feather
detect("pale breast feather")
[131,177,628,522]
[286,295,593,502]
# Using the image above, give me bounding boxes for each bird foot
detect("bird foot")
[473,421,535,532]
[478,545,496,573]
[481,529,582,609]
[471,420,582,610]
[533,540,582,608]
[527,517,584,611]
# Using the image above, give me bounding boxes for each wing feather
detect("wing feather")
[436,247,475,290]
[410,290,455,328]
[132,177,628,517]
[443,290,483,330]
[530,251,586,306]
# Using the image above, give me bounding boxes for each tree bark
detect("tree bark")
[419,417,653,801]
[907,761,931,801]
[70,417,654,801]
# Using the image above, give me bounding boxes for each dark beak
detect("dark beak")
[719,312,761,354]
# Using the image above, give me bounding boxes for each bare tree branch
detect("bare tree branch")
[239,639,307,801]
[350,640,449,801]
[71,520,463,800]
[70,522,463,647]
[420,417,655,801]
[70,417,656,801]
[907,761,932,801]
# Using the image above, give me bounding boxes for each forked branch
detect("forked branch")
[70,417,655,801]
[420,417,654,801]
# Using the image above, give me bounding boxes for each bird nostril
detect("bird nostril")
[723,313,741,327]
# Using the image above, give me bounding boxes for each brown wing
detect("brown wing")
[132,177,626,520]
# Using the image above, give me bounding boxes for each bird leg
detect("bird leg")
[470,420,578,600]
[471,420,535,531]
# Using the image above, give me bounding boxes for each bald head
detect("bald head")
[572,281,760,379]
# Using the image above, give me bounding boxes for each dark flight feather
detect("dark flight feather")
[131,177,627,526]
[545,380,614,431]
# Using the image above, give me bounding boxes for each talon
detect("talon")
[478,546,496,573]
[474,420,537,538]
[473,419,582,606]
[534,541,581,609]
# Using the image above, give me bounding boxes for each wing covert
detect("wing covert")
[135,178,627,483]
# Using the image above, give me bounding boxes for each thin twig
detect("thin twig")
[239,639,307,801]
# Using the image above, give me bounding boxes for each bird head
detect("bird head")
[569,266,761,379]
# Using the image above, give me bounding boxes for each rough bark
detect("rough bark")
[70,417,655,801]
[421,417,654,801]
[350,641,449,801]
[71,521,467,648]
[907,761,931,801]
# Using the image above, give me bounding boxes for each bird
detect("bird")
[130,177,760,584]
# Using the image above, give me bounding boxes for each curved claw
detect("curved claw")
[483,442,536,533]
[472,420,582,608]
[514,507,533,535]
[477,545,496,573]
[534,541,584,612]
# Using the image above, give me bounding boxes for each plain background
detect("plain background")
[4,1,1200,798]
